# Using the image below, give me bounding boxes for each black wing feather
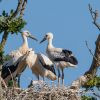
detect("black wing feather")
[54,49,78,65]
[39,58,56,75]
[1,61,20,79]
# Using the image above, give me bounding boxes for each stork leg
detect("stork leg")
[37,75,39,81]
[43,76,45,81]
[61,68,64,87]
[57,68,61,87]
[18,74,21,87]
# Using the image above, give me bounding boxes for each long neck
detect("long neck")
[48,38,54,48]
[22,35,28,48]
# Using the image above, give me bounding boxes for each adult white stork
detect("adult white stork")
[1,30,37,84]
[25,50,57,81]
[40,32,78,86]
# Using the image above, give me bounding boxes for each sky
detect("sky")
[0,0,100,90]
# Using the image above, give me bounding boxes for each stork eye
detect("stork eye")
[27,32,30,35]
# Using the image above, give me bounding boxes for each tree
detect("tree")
[0,0,27,99]
[0,1,100,100]
[70,4,100,100]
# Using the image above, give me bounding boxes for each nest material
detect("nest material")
[2,82,81,100]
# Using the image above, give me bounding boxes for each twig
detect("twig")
[16,87,32,99]
[88,4,100,31]
[85,41,97,61]
[20,0,27,16]
[8,68,15,87]
[1,77,7,88]
[93,92,100,98]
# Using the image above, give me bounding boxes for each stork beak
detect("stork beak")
[28,35,38,41]
[40,37,46,43]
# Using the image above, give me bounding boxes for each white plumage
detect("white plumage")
[1,30,37,84]
[25,50,57,81]
[40,32,78,86]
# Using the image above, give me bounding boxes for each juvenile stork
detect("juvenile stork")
[9,30,37,57]
[25,50,57,81]
[1,50,31,84]
[1,30,37,84]
[40,32,78,86]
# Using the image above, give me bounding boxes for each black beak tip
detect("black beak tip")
[40,41,42,44]
[40,38,46,44]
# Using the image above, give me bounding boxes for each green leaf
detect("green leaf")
[81,95,97,100]
[0,15,26,34]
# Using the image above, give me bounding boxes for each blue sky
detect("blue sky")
[0,0,100,88]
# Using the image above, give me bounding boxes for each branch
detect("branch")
[0,31,9,51]
[20,0,27,16]
[70,5,100,91]
[70,34,100,90]
[85,34,100,76]
[11,0,23,18]
[88,4,100,31]
[0,31,9,64]
[85,41,97,61]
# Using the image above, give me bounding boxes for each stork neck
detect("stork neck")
[48,38,54,48]
[22,35,28,47]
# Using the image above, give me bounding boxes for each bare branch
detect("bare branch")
[85,41,97,61]
[20,0,27,16]
[71,34,100,90]
[89,4,100,31]
[85,34,100,76]
[11,0,23,18]
[8,68,15,87]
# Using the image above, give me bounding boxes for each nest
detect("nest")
[2,81,81,100]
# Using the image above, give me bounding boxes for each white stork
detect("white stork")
[25,50,57,81]
[40,32,78,86]
[1,50,31,84]
[1,30,37,84]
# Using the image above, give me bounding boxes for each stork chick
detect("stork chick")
[40,32,78,86]
[2,30,37,84]
[25,50,57,81]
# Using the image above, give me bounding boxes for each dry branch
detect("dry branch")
[70,4,100,91]
[71,33,100,90]
[20,0,27,16]
[2,83,81,100]
[88,4,100,31]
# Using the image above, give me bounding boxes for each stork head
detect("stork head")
[22,30,38,41]
[40,32,53,43]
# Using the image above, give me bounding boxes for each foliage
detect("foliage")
[3,54,12,61]
[82,76,100,100]
[82,76,100,90]
[0,10,26,34]
[8,80,13,87]
[81,95,97,100]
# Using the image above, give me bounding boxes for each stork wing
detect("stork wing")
[47,48,78,65]
[1,52,28,79]
[38,53,56,75]
[1,61,20,79]
[46,48,66,61]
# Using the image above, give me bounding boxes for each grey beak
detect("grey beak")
[29,35,38,41]
[40,37,46,43]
